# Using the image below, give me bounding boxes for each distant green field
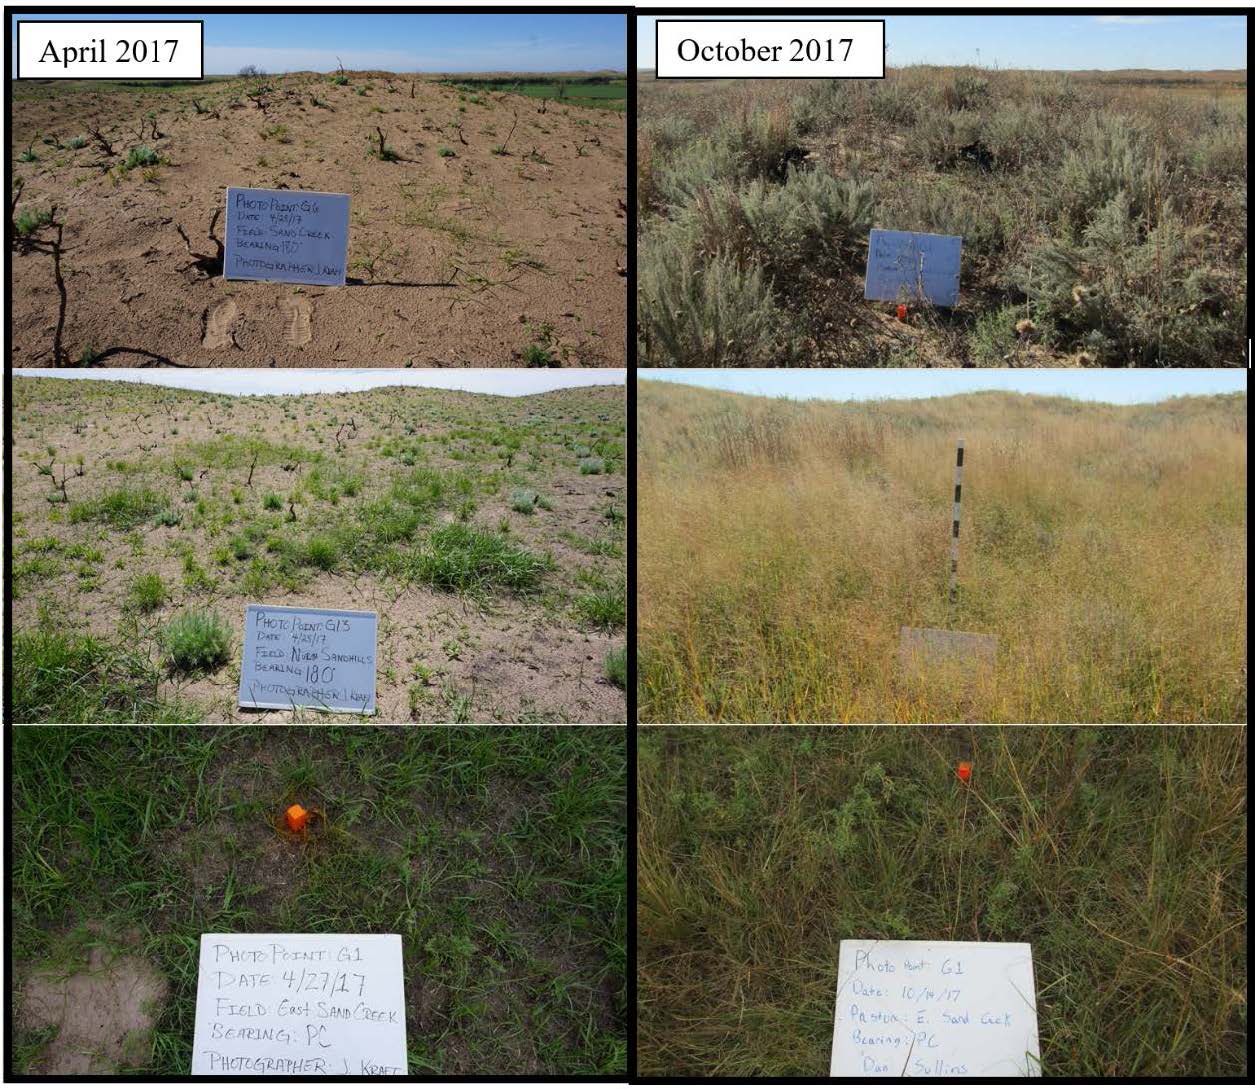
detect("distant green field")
[445,78,626,111]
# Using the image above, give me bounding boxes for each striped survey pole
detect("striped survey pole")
[950,439,964,603]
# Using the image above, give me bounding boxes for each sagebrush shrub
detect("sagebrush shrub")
[868,82,918,125]
[637,242,795,367]
[731,107,796,179]
[510,487,538,513]
[1018,192,1240,364]
[163,609,231,675]
[1051,115,1171,234]
[653,134,743,207]
[688,166,876,278]
[982,102,1056,171]
[883,177,1010,262]
[906,108,984,170]
[646,115,697,153]
[791,81,851,135]
[944,72,991,112]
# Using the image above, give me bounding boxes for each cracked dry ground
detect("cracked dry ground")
[11,72,626,366]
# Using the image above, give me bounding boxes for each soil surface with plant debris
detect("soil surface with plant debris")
[10,72,626,366]
[11,377,627,723]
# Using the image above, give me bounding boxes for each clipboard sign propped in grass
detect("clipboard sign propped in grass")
[238,604,377,715]
[830,939,1041,1077]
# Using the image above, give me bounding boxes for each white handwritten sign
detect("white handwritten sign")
[238,604,377,715]
[830,939,1040,1078]
[864,229,962,308]
[191,933,406,1076]
[225,186,350,286]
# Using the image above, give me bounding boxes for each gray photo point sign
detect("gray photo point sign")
[238,604,377,715]
[225,186,350,286]
[864,228,962,308]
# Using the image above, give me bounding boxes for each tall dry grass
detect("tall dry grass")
[637,383,1247,722]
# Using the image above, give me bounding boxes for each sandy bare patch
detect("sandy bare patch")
[11,72,626,366]
[18,941,169,1075]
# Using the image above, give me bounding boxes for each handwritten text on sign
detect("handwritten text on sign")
[864,229,962,308]
[225,187,350,286]
[830,939,1040,1078]
[191,933,406,1076]
[238,604,377,715]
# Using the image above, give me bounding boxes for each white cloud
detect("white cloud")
[12,368,625,398]
[1093,15,1168,26]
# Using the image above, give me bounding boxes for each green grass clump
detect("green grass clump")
[604,646,627,687]
[579,457,606,475]
[162,609,231,675]
[415,524,552,594]
[437,146,455,158]
[576,586,626,629]
[11,629,196,723]
[68,486,168,529]
[638,724,1246,1077]
[263,492,283,511]
[129,572,166,613]
[302,535,339,571]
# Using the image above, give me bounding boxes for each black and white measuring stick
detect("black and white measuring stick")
[950,439,964,603]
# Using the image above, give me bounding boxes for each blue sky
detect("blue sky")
[640,370,1247,406]
[13,369,625,398]
[638,14,1246,71]
[12,13,625,74]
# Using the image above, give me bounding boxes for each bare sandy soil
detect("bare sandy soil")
[11,377,627,722]
[10,73,626,366]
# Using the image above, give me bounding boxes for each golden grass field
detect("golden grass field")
[637,382,1246,723]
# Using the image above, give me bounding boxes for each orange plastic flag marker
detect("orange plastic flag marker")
[286,803,309,832]
[956,761,972,785]
[896,303,908,321]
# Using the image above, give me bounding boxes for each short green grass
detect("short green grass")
[12,629,197,723]
[638,724,1246,1077]
[11,726,627,1075]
